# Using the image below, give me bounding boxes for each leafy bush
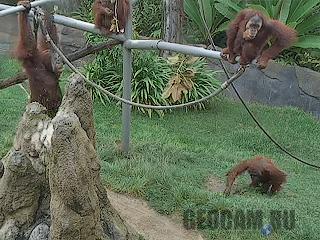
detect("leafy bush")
[85,46,172,116]
[163,55,221,110]
[75,0,222,116]
[134,0,163,38]
[184,0,228,43]
[73,0,94,22]
[86,48,221,116]
[278,49,320,72]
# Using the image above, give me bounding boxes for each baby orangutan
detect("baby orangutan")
[93,0,129,34]
[224,156,287,195]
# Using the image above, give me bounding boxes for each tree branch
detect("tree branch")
[0,40,120,90]
[0,72,27,90]
[67,40,120,62]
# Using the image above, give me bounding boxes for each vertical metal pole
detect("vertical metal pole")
[121,0,133,154]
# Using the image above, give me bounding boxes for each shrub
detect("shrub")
[163,54,221,110]
[278,49,320,72]
[134,0,163,38]
[85,46,172,117]
[75,0,222,116]
[86,48,221,116]
[184,0,228,43]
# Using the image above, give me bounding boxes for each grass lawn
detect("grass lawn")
[1,56,320,240]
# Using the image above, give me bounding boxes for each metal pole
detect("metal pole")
[121,0,133,154]
[0,3,225,60]
[0,3,126,42]
[53,15,126,42]
[0,0,58,17]
[124,40,223,59]
[0,4,10,10]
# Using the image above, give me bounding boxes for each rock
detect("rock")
[28,223,49,240]
[210,60,320,119]
[0,148,47,237]
[59,26,86,56]
[58,74,97,148]
[48,111,104,239]
[48,75,137,240]
[0,161,3,178]
[0,220,20,240]
[0,74,139,240]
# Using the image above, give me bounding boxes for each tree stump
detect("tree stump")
[0,74,139,240]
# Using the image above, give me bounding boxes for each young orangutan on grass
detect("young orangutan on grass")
[224,156,287,195]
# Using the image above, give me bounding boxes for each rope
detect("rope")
[36,12,246,110]
[198,3,320,169]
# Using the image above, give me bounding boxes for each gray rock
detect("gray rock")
[211,60,320,119]
[0,220,20,240]
[0,161,3,178]
[28,223,49,240]
[0,74,138,240]
[59,26,86,56]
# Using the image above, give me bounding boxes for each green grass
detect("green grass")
[1,56,320,240]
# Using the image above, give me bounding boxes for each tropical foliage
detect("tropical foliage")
[86,48,221,116]
[214,0,320,50]
[85,47,172,117]
[163,55,220,110]
[134,0,163,38]
[184,0,228,40]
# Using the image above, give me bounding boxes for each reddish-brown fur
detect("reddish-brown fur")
[15,1,62,117]
[221,9,297,69]
[93,0,129,34]
[224,156,287,195]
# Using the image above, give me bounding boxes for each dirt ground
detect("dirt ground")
[205,176,225,193]
[108,191,204,240]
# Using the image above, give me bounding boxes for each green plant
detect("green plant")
[85,46,173,117]
[163,54,221,110]
[134,0,163,38]
[278,48,320,72]
[73,0,94,22]
[184,0,230,42]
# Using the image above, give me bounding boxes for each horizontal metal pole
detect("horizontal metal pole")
[0,3,226,59]
[53,15,126,42]
[0,4,10,10]
[0,3,126,42]
[0,0,58,17]
[124,40,223,59]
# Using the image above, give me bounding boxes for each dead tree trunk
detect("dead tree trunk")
[0,74,139,240]
[162,0,184,57]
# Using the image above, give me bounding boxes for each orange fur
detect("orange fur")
[15,1,62,117]
[221,9,297,69]
[93,0,129,34]
[224,156,287,195]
